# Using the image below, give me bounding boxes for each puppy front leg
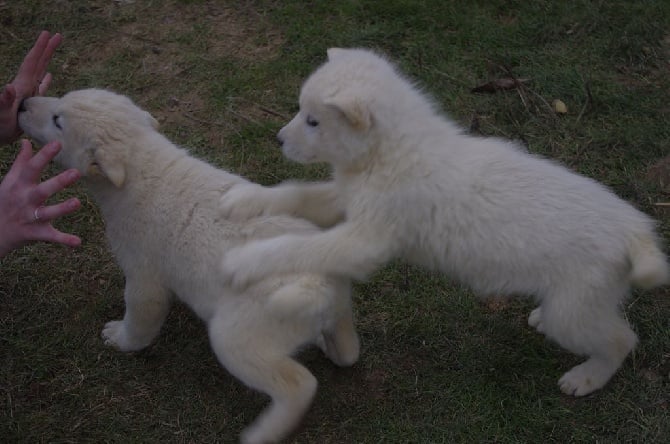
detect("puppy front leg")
[102,276,172,352]
[222,222,394,288]
[220,180,344,228]
[319,280,360,367]
[278,181,344,228]
[320,312,360,367]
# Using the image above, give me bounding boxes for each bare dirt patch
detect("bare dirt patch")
[91,1,284,65]
[60,1,286,133]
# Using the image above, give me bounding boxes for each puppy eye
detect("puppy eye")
[306,115,319,127]
[53,115,62,129]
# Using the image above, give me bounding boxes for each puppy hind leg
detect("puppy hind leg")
[540,288,637,396]
[209,328,317,444]
[239,357,317,444]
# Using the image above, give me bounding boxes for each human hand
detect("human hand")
[0,140,81,258]
[0,31,62,144]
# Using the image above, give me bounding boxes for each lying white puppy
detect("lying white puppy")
[219,48,669,397]
[18,89,360,444]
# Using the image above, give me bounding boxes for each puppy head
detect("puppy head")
[18,88,159,188]
[277,48,400,170]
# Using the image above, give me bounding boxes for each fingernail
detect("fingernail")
[67,170,80,181]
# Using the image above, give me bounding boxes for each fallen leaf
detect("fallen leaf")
[553,99,568,113]
[471,77,530,93]
[482,296,511,312]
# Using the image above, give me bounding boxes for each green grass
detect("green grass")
[1,0,669,442]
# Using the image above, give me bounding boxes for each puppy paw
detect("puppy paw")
[101,320,147,352]
[220,245,265,289]
[318,332,360,368]
[558,358,616,396]
[528,307,545,333]
[219,183,270,221]
[222,237,297,289]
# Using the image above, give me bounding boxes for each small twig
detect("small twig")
[653,202,670,207]
[482,120,513,139]
[255,103,289,120]
[231,97,290,120]
[496,61,559,120]
[183,112,227,127]
[627,295,642,310]
[576,79,593,124]
[432,68,472,89]
[498,62,535,113]
[515,84,530,109]
[117,30,163,47]
[226,107,262,126]
[527,87,559,120]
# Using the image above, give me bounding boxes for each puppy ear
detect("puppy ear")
[324,94,371,131]
[91,147,126,188]
[326,47,346,61]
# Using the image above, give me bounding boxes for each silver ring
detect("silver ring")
[33,206,42,222]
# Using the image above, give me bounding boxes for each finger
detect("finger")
[25,141,62,181]
[2,139,32,183]
[33,168,79,203]
[0,85,19,144]
[0,84,16,108]
[36,33,63,78]
[11,139,34,169]
[32,224,81,248]
[17,31,51,78]
[34,197,80,222]
[38,72,53,96]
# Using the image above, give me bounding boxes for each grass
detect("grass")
[1,0,669,442]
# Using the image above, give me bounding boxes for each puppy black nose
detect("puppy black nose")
[18,98,27,112]
[277,134,284,146]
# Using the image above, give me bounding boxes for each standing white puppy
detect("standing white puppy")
[19,89,360,444]
[220,48,669,396]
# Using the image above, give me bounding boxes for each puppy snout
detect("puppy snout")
[18,98,27,113]
[277,133,284,146]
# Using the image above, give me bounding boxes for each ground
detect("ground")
[0,1,668,442]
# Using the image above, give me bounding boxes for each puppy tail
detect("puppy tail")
[629,232,670,289]
[267,275,336,319]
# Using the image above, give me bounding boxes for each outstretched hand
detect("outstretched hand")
[0,140,81,258]
[0,31,62,144]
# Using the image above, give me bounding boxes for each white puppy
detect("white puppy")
[219,48,669,397]
[18,89,360,444]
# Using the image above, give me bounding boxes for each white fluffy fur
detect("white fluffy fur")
[18,89,360,444]
[219,48,669,397]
